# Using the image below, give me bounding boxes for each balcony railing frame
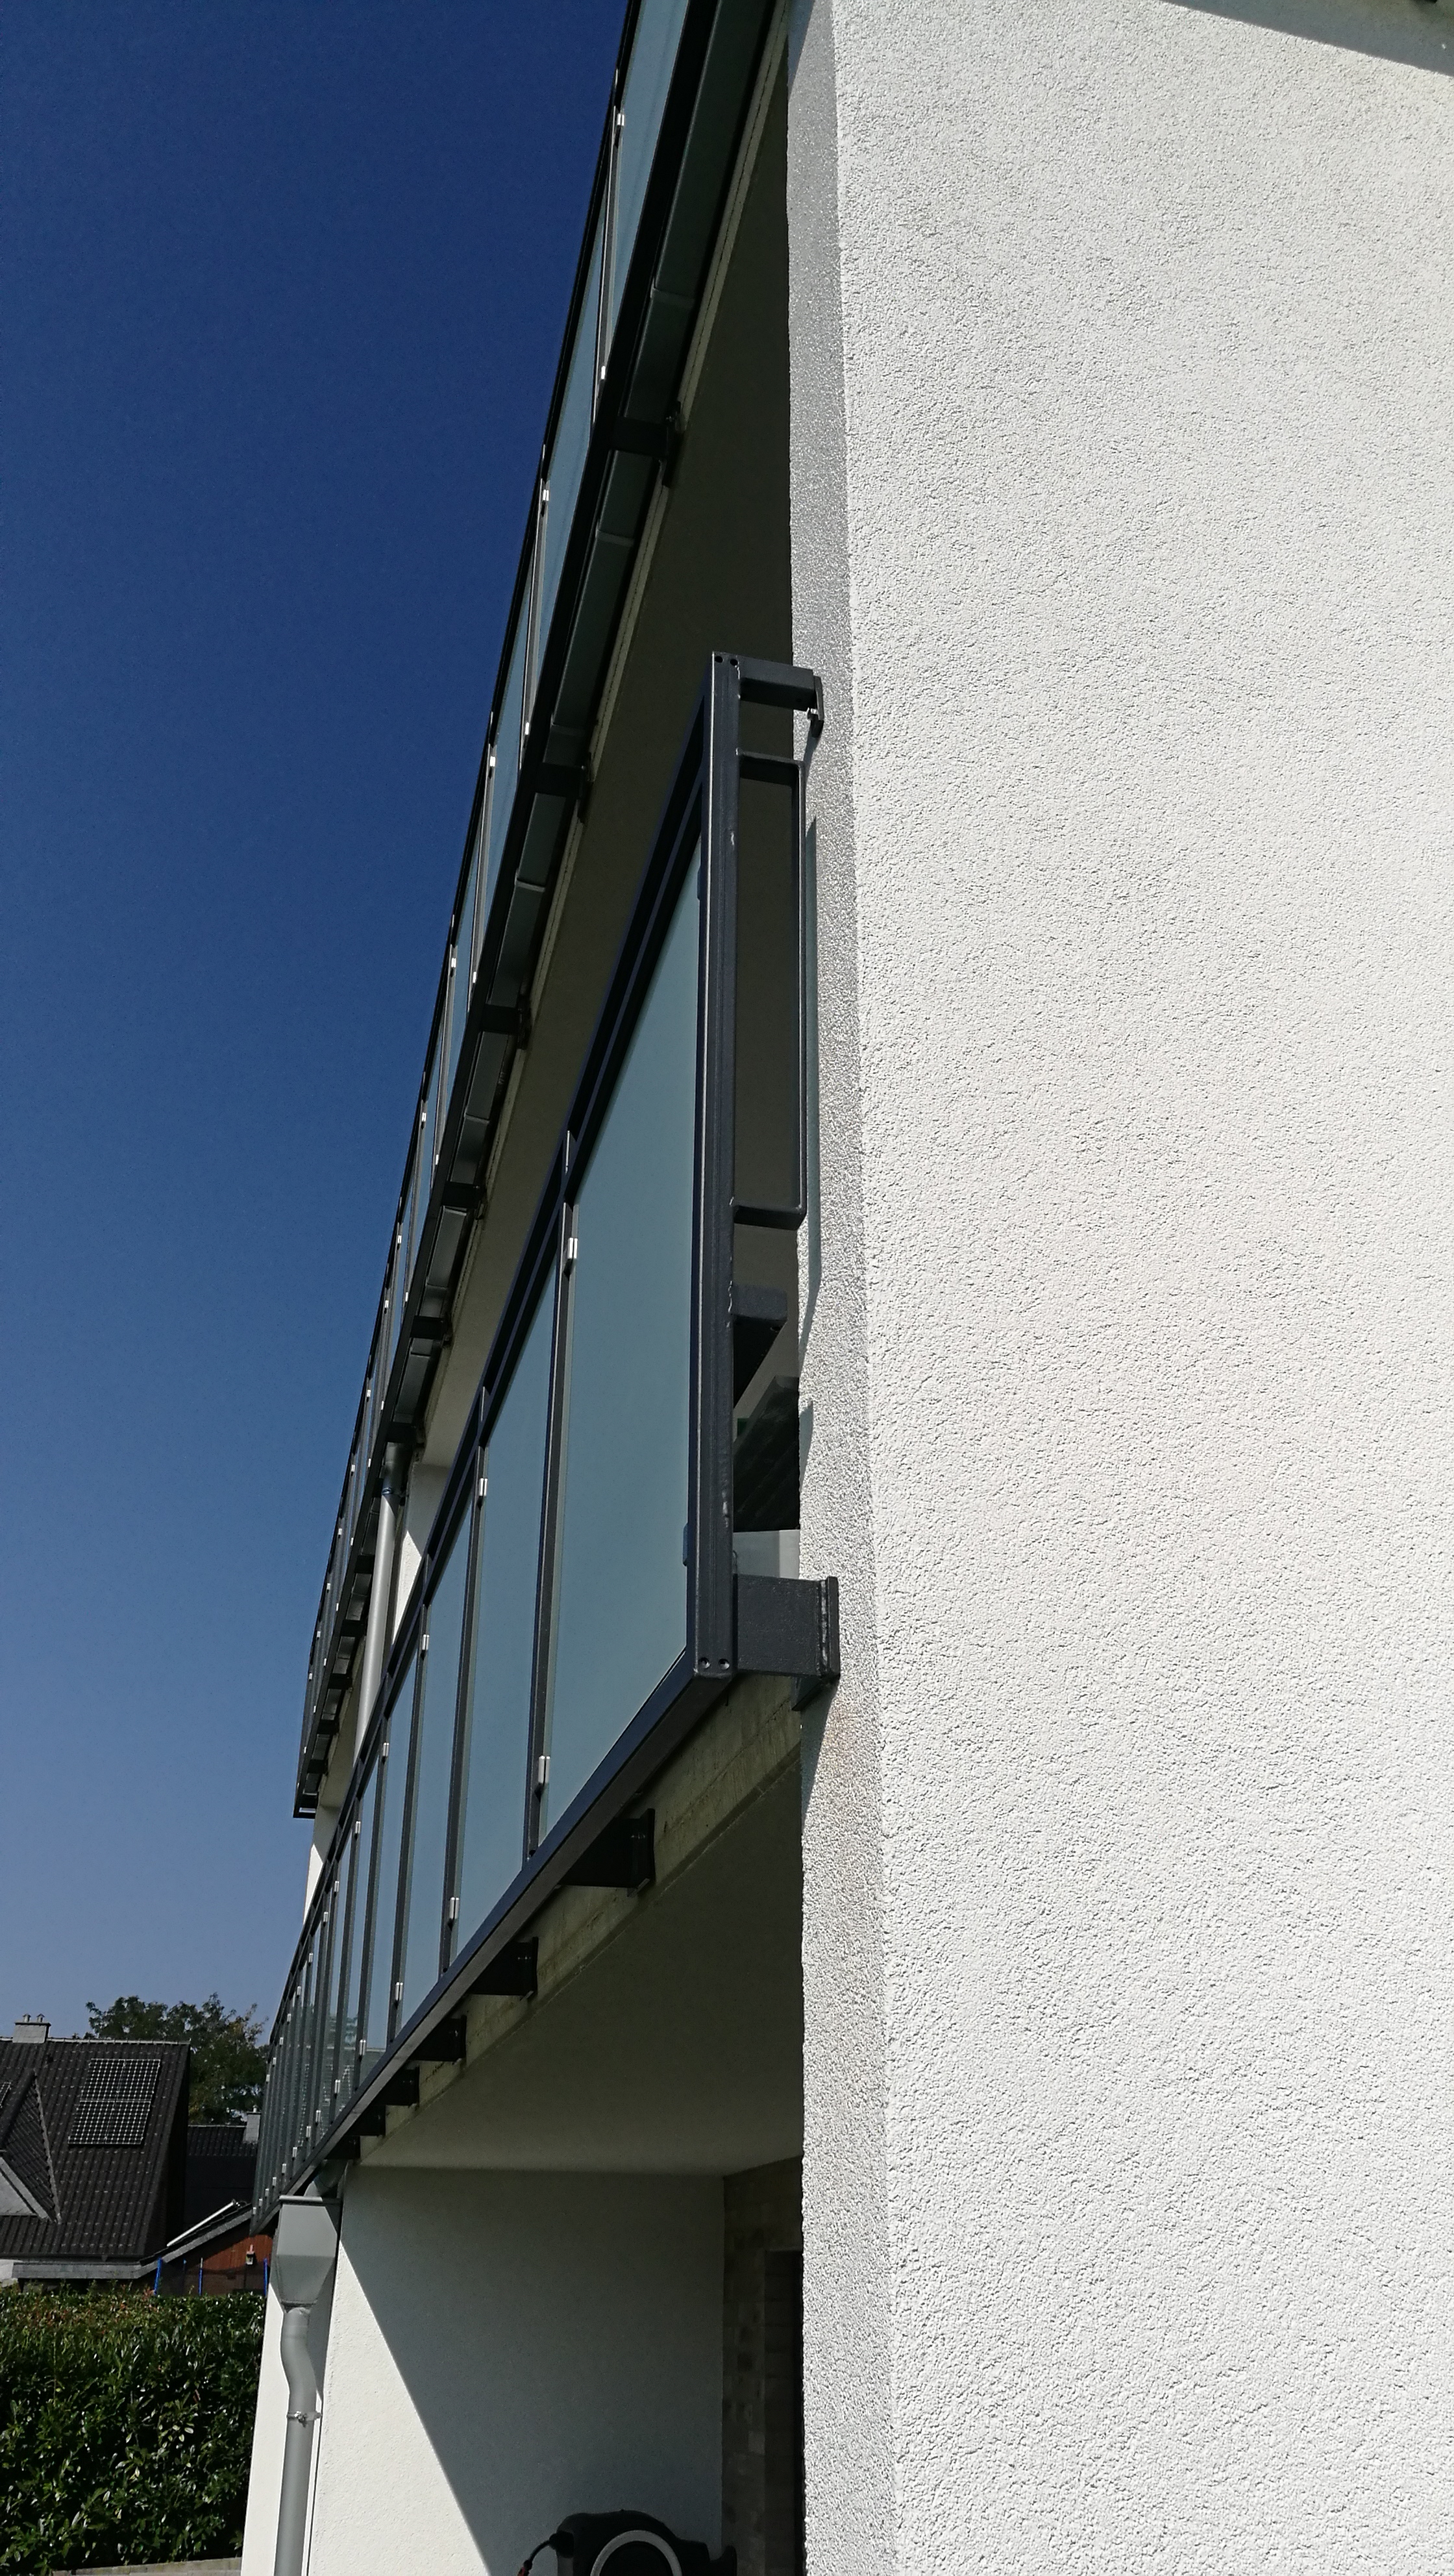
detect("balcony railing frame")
[294,0,782,1815]
[258,654,835,2214]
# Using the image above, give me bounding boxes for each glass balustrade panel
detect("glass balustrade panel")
[538,860,698,1835]
[607,0,691,349]
[470,780,493,985]
[361,1333,383,1483]
[410,1038,443,1290]
[442,945,465,1119]
[294,1935,319,2155]
[448,830,482,1097]
[286,2007,304,2173]
[267,2022,287,2185]
[258,2044,278,2189]
[484,621,527,912]
[267,2038,285,2186]
[310,1914,336,2138]
[452,1287,554,1951]
[342,1759,380,2097]
[387,1174,413,1372]
[312,1892,338,2132]
[277,2003,298,2164]
[289,1957,310,2162]
[329,1517,347,1631]
[396,1520,470,2023]
[321,1829,355,2130]
[291,1984,310,2162]
[537,214,605,667]
[361,1652,418,2064]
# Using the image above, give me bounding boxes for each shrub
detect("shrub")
[0,2287,263,2573]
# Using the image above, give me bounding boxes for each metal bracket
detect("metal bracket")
[535,762,587,805]
[610,408,682,483]
[353,2056,421,2135]
[412,2017,467,2064]
[471,1938,539,2000]
[735,1575,839,1707]
[563,1809,656,1890]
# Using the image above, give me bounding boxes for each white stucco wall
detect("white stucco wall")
[280,2167,722,2576]
[789,1,1454,2568]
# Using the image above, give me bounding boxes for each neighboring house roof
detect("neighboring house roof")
[0,2038,190,2271]
[182,2122,258,2236]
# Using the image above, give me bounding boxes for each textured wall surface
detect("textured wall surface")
[788,0,1454,2566]
[291,2168,722,2576]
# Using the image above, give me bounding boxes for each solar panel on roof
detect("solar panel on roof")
[68,2057,159,2148]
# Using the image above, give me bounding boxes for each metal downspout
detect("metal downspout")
[273,2303,320,2576]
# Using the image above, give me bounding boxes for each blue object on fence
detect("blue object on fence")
[153,2257,162,2296]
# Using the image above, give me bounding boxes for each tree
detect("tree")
[85,1995,267,2122]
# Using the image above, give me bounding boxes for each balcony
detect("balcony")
[258,657,835,2206]
[295,0,782,1815]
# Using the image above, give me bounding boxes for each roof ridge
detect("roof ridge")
[77,2037,188,2050]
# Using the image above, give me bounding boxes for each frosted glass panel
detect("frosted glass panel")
[397,1522,469,2022]
[539,862,698,1833]
[410,1043,441,1287]
[538,214,605,665]
[362,1653,417,2061]
[453,1288,554,1948]
[386,1175,412,1367]
[319,1829,354,2127]
[362,1335,383,1481]
[486,621,526,910]
[282,1983,307,2166]
[608,0,691,347]
[340,1761,378,2099]
[445,840,480,1102]
[295,1934,320,2148]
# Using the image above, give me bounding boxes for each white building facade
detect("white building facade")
[244,4,1454,2571]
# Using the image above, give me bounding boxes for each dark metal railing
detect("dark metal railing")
[295,0,780,1814]
[257,658,835,2214]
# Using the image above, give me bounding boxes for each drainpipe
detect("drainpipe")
[268,2194,340,2576]
[351,1448,407,1761]
[274,2305,320,2576]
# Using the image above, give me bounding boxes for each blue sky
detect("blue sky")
[0,1,624,2038]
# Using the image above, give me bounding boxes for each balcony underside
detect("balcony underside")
[356,1674,802,2177]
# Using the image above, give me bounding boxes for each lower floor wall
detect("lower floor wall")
[247,2167,726,2576]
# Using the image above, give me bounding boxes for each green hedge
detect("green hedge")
[0,2287,263,2573]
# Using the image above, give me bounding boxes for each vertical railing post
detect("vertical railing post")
[689,655,743,1683]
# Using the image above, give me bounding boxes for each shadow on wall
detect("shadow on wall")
[1168,0,1454,74]
[309,2169,724,2576]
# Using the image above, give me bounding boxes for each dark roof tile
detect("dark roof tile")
[0,2039,188,2264]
